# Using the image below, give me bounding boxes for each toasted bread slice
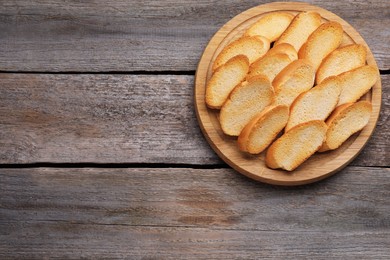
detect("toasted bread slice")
[316,44,367,84]
[212,36,270,72]
[319,101,372,152]
[220,75,274,136]
[244,12,294,41]
[238,105,289,154]
[272,59,315,107]
[274,11,322,52]
[298,21,343,70]
[247,53,292,82]
[265,43,298,61]
[265,120,327,171]
[285,76,341,132]
[337,65,378,106]
[205,55,250,109]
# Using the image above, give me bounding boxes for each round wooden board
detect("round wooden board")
[194,2,382,186]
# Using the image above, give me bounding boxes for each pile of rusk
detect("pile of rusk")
[205,11,378,171]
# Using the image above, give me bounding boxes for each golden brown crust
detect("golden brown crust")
[272,59,314,89]
[265,120,327,171]
[318,103,353,152]
[237,105,286,153]
[244,12,295,41]
[319,101,372,152]
[316,44,367,84]
[247,53,292,81]
[336,65,378,106]
[298,21,343,70]
[237,106,274,152]
[220,75,274,136]
[272,59,316,107]
[274,11,322,52]
[285,76,341,132]
[247,105,289,154]
[212,36,270,72]
[205,55,250,109]
[265,43,298,61]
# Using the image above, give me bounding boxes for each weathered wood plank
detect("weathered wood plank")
[0,167,389,258]
[1,225,388,259]
[0,74,388,166]
[0,0,388,72]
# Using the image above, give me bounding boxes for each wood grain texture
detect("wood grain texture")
[0,0,388,72]
[1,167,389,258]
[0,73,388,166]
[0,0,387,257]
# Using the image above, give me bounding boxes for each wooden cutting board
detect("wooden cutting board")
[194,2,382,186]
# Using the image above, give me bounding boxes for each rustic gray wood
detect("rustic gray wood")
[0,1,388,259]
[0,74,388,166]
[0,0,388,72]
[0,167,389,259]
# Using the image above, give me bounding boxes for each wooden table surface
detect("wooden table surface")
[0,1,389,259]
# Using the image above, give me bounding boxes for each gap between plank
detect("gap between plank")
[0,70,195,76]
[0,70,388,75]
[0,163,387,169]
[0,219,318,233]
[0,162,230,169]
